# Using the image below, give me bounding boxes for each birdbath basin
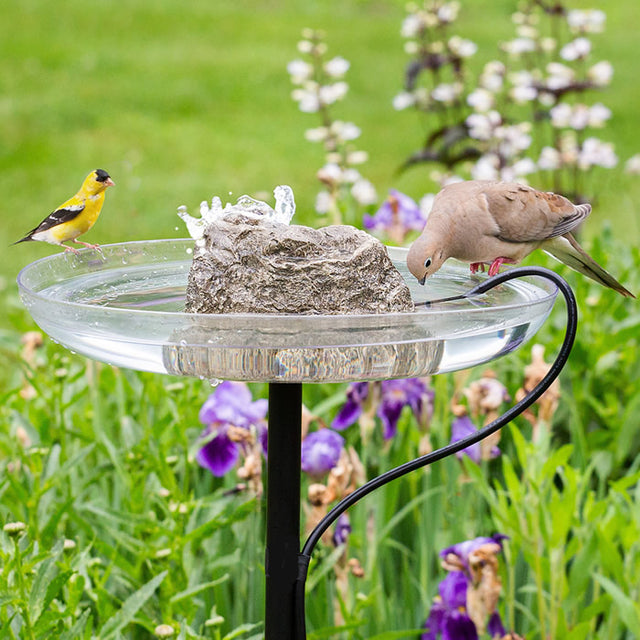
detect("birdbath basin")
[16,239,557,383]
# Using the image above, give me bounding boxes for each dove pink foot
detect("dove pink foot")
[470,262,486,274]
[488,257,516,277]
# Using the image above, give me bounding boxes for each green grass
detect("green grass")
[2,0,639,290]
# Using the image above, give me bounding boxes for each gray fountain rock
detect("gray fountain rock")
[184,213,414,315]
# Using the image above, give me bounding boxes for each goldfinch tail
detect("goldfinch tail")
[12,235,34,245]
[543,234,635,298]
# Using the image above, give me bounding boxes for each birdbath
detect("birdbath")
[17,238,575,639]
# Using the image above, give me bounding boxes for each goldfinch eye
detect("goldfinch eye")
[424,258,432,269]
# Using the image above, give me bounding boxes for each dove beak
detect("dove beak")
[418,275,426,286]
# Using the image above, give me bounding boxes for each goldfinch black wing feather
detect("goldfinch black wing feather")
[30,204,85,234]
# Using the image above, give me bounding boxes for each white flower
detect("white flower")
[292,87,320,113]
[588,61,613,86]
[540,37,557,53]
[480,61,505,92]
[567,9,606,34]
[315,190,333,214]
[579,137,617,169]
[431,82,462,103]
[319,82,348,105]
[560,37,592,61]
[625,154,640,175]
[287,59,313,84]
[559,132,579,164]
[471,154,500,180]
[546,62,575,91]
[550,103,572,128]
[512,157,537,176]
[347,150,369,165]
[351,179,378,205]
[393,91,416,110]
[304,127,328,142]
[467,89,494,113]
[502,37,536,56]
[538,146,561,170]
[331,121,361,141]
[155,624,176,637]
[401,14,424,38]
[324,56,350,78]
[495,123,532,156]
[589,103,612,127]
[516,25,538,39]
[342,168,362,184]
[404,41,420,55]
[466,111,501,140]
[419,193,435,219]
[510,85,537,103]
[448,36,477,58]
[297,40,314,54]
[317,163,342,184]
[437,2,460,24]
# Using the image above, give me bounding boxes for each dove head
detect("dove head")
[407,233,448,285]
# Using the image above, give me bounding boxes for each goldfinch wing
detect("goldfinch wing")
[30,202,85,235]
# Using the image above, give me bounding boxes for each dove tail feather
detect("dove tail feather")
[543,234,635,298]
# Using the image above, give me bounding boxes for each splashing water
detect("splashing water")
[177,185,296,241]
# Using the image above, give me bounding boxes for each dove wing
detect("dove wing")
[480,183,591,243]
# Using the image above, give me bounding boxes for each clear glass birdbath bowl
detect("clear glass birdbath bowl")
[16,239,557,383]
[16,238,560,640]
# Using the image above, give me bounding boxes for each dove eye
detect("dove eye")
[424,258,432,269]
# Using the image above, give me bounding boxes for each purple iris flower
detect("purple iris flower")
[364,189,427,239]
[423,535,509,640]
[422,572,476,640]
[332,513,351,547]
[450,416,500,464]
[196,381,268,477]
[332,379,433,440]
[301,429,345,477]
[440,534,509,572]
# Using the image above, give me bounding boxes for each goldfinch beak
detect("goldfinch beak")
[105,178,115,187]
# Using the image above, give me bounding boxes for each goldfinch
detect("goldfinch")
[14,169,115,254]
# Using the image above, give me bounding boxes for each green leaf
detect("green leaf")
[99,571,167,639]
[29,539,64,623]
[593,574,640,631]
[169,575,229,604]
[59,609,92,640]
[222,622,263,639]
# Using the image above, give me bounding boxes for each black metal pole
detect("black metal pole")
[265,382,303,640]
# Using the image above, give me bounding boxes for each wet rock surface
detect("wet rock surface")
[184,214,414,315]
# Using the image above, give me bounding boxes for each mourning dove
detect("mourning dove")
[406,180,634,298]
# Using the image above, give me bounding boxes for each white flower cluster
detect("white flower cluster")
[393,1,476,113]
[288,30,377,222]
[288,33,351,114]
[393,1,632,206]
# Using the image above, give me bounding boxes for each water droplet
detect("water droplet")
[186,248,193,255]
[209,378,222,387]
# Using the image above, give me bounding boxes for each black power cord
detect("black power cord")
[294,266,578,639]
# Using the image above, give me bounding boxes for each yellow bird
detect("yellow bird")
[14,169,115,254]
